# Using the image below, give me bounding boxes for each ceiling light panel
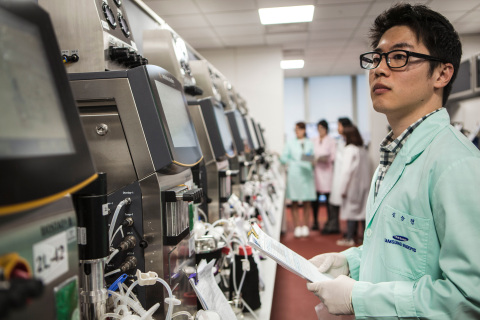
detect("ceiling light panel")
[259,5,315,25]
[281,60,305,69]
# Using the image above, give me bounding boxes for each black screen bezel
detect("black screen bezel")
[145,67,203,167]
[0,3,95,208]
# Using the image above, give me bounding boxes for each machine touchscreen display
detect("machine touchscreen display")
[234,111,251,152]
[0,10,74,159]
[246,118,259,150]
[154,80,197,148]
[213,105,235,157]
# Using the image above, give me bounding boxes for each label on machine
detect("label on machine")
[33,231,69,285]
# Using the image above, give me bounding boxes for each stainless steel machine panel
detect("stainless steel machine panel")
[71,78,154,182]
[189,60,222,101]
[78,105,138,193]
[39,0,142,72]
[143,29,196,88]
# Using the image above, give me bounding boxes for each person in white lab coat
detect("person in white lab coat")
[336,126,371,246]
[324,118,352,234]
[311,120,336,231]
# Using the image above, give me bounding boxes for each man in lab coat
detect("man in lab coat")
[306,3,480,318]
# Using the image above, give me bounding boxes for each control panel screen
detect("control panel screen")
[0,10,74,159]
[155,80,197,148]
[246,118,259,150]
[235,111,250,151]
[213,105,235,157]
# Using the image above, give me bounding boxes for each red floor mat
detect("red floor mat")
[270,205,353,320]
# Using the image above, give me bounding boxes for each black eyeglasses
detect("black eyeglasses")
[359,50,447,70]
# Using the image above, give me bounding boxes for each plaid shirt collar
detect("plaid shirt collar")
[375,108,443,197]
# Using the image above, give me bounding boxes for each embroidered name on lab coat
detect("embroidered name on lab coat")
[384,238,417,252]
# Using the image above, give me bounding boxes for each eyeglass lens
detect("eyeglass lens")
[361,51,409,69]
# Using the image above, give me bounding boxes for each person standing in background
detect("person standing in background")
[280,122,316,238]
[336,126,370,246]
[311,120,336,231]
[324,117,352,234]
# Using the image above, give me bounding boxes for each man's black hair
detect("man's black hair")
[318,119,329,133]
[338,117,353,127]
[370,3,462,106]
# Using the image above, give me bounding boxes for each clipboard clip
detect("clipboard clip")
[248,226,259,239]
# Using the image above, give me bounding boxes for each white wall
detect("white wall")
[198,46,284,154]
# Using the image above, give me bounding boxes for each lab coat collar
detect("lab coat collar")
[366,108,450,227]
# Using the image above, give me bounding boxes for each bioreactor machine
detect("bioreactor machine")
[188,99,238,223]
[38,0,147,72]
[68,65,203,317]
[143,29,203,97]
[226,110,254,192]
[0,3,98,319]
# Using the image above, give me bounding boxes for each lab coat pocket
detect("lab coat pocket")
[381,205,430,280]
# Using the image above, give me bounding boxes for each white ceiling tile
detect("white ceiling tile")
[309,18,360,31]
[175,27,218,39]
[195,0,257,13]
[309,28,353,41]
[141,0,478,76]
[266,32,308,45]
[307,38,347,49]
[428,0,480,12]
[145,0,199,15]
[162,14,210,29]
[205,11,260,26]
[456,8,480,23]
[314,3,370,19]
[441,11,469,23]
[215,25,265,37]
[187,36,224,49]
[454,21,480,34]
[221,35,266,47]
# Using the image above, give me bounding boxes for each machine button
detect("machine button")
[102,3,116,29]
[117,12,130,38]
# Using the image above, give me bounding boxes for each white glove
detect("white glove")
[309,253,349,278]
[306,275,355,315]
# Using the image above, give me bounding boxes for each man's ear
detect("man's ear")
[433,63,454,89]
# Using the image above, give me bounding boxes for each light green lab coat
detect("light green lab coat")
[280,138,316,201]
[342,109,480,319]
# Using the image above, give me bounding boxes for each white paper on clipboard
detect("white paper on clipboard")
[247,223,332,283]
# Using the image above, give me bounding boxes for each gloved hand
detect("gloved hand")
[306,275,355,315]
[309,253,349,278]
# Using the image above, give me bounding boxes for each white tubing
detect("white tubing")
[108,290,149,318]
[109,199,129,243]
[171,311,193,319]
[242,298,260,320]
[100,313,123,320]
[110,225,124,246]
[104,268,121,278]
[156,278,174,320]
[106,249,119,264]
[197,207,208,222]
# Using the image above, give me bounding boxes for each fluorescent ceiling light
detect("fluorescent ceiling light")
[281,60,305,69]
[259,5,314,25]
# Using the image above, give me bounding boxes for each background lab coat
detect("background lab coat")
[280,138,316,202]
[338,145,370,221]
[313,135,336,193]
[342,109,480,318]
[329,138,346,206]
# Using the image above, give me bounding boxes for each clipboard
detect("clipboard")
[247,223,332,283]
